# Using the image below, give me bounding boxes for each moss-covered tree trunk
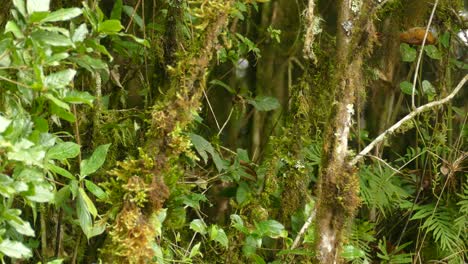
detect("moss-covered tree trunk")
[313,0,377,262]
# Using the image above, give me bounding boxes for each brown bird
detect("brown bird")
[400,27,437,45]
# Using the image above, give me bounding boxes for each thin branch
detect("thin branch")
[291,209,316,249]
[411,0,439,109]
[351,74,468,166]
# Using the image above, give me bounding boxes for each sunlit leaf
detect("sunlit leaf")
[190,219,207,235]
[0,239,32,259]
[42,8,82,22]
[47,141,80,160]
[27,0,50,14]
[400,43,416,62]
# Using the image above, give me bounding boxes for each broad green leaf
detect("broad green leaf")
[422,80,436,98]
[8,218,35,237]
[45,69,76,89]
[237,148,249,162]
[69,55,107,72]
[13,0,27,17]
[79,188,97,217]
[110,0,123,20]
[8,148,45,167]
[27,0,50,14]
[28,11,50,23]
[46,259,64,264]
[45,94,70,111]
[189,242,202,258]
[190,219,207,235]
[98,20,123,34]
[182,193,208,210]
[209,225,228,248]
[63,91,95,106]
[236,182,250,205]
[80,144,111,178]
[5,21,25,39]
[86,221,106,238]
[189,133,214,164]
[211,152,226,172]
[85,180,107,200]
[400,43,416,62]
[72,24,88,43]
[31,30,73,47]
[424,45,442,60]
[27,183,54,203]
[122,5,143,29]
[76,188,92,236]
[0,239,32,259]
[247,96,280,111]
[440,32,450,48]
[242,236,258,257]
[150,209,167,236]
[50,103,76,122]
[0,115,12,133]
[44,52,70,66]
[47,141,80,160]
[255,220,286,238]
[399,81,415,95]
[42,8,82,22]
[55,186,70,206]
[230,214,249,234]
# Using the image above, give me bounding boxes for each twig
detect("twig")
[291,209,316,250]
[351,74,468,166]
[217,107,234,136]
[411,0,439,109]
[203,88,220,130]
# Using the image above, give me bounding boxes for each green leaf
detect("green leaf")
[72,23,88,43]
[422,80,436,97]
[31,30,73,47]
[242,236,258,257]
[45,94,70,111]
[54,186,70,206]
[69,55,107,72]
[189,242,202,258]
[45,69,76,89]
[400,43,416,62]
[0,115,12,133]
[27,0,50,14]
[44,52,70,66]
[189,133,214,164]
[424,45,442,60]
[13,0,27,17]
[63,91,95,106]
[209,225,228,248]
[78,188,97,217]
[230,214,249,234]
[341,245,365,259]
[399,81,416,95]
[247,96,280,111]
[190,219,207,235]
[5,21,25,39]
[122,5,144,29]
[80,143,111,178]
[440,32,450,48]
[76,188,92,236]
[27,183,54,203]
[47,142,80,160]
[236,182,251,205]
[8,218,35,237]
[47,163,75,180]
[50,103,76,122]
[42,8,82,22]
[0,239,32,259]
[85,180,107,200]
[110,0,123,20]
[210,79,235,94]
[98,20,123,34]
[255,220,286,238]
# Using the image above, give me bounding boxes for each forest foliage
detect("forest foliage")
[0,0,467,263]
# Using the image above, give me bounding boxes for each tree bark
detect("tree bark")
[313,0,377,262]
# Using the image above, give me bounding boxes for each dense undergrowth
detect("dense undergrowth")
[0,0,466,263]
